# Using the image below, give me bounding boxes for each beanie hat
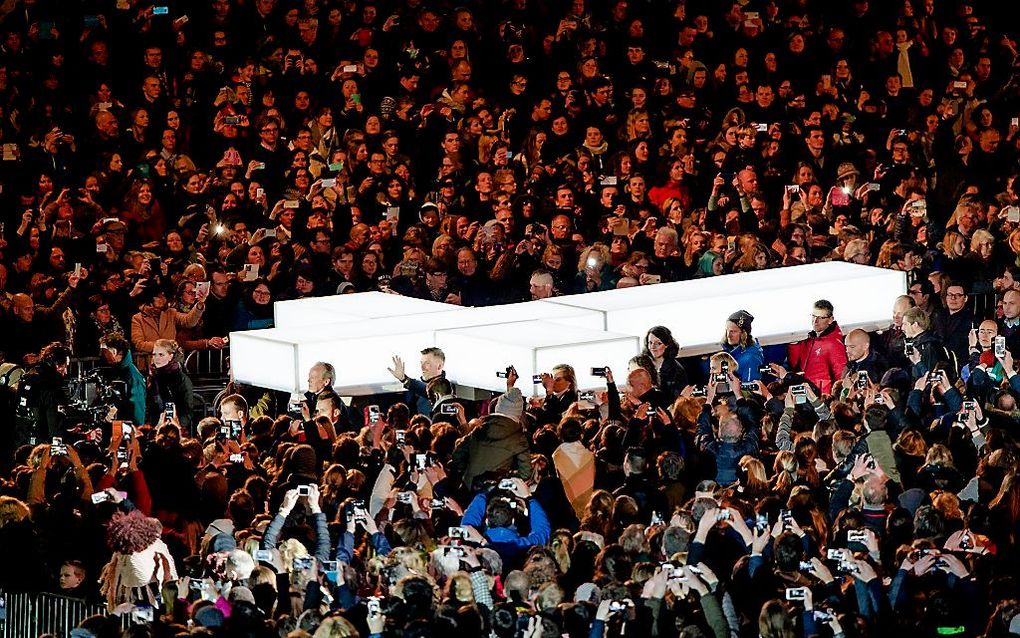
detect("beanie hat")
[727,310,754,331]
[897,487,929,516]
[228,585,256,605]
[494,387,525,422]
[194,605,225,628]
[210,532,237,554]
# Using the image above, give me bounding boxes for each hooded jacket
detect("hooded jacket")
[110,349,147,425]
[788,322,848,394]
[451,413,531,490]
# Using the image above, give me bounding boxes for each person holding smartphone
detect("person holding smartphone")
[146,339,195,435]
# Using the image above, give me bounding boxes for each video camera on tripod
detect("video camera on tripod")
[58,368,126,428]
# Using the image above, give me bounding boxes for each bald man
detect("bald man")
[842,328,887,381]
[4,272,81,364]
[999,289,1020,356]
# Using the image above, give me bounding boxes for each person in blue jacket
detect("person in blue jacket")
[460,477,550,563]
[721,309,765,381]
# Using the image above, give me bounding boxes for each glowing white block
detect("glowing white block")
[229,330,305,392]
[435,320,640,395]
[232,302,606,394]
[543,263,905,356]
[274,292,451,327]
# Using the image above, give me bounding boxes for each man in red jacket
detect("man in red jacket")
[788,299,848,394]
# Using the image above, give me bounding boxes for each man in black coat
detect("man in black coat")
[14,342,72,451]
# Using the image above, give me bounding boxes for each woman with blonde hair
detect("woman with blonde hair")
[771,451,799,498]
[737,456,769,501]
[147,338,195,434]
[574,242,614,293]
[313,616,361,638]
[917,444,966,494]
[682,229,710,269]
[962,229,997,285]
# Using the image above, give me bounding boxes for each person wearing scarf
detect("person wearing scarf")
[551,419,595,520]
[147,338,195,435]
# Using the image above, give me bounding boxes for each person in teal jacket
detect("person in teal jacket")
[100,333,147,425]
[233,280,275,330]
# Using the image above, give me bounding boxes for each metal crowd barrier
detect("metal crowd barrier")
[0,590,127,638]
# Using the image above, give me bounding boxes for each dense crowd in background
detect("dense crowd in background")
[4,0,1020,636]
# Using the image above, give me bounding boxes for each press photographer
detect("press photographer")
[14,342,72,451]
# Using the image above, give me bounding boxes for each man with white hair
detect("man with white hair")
[529,269,556,300]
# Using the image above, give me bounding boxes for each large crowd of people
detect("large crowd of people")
[3,0,1020,636]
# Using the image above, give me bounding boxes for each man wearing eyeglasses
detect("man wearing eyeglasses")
[932,282,975,365]
[787,299,848,394]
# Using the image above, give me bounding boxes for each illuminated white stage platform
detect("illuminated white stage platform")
[229,263,905,396]
[541,262,906,356]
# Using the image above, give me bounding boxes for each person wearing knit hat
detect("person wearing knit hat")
[719,310,766,381]
[450,369,531,490]
[98,510,179,608]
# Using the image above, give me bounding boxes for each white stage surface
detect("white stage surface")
[229,263,905,395]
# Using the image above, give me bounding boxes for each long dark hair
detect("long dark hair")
[642,325,679,359]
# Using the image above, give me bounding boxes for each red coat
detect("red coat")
[788,322,848,394]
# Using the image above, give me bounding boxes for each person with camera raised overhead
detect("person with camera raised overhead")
[694,375,762,486]
[451,366,531,492]
[459,476,550,564]
[99,332,146,425]
[901,306,956,380]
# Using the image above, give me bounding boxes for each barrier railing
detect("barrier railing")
[0,590,127,638]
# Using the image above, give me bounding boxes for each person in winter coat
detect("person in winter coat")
[788,300,848,394]
[13,342,72,450]
[552,418,595,520]
[146,339,195,434]
[900,306,957,383]
[720,310,766,381]
[99,510,178,608]
[100,333,147,425]
[695,390,761,486]
[451,371,532,491]
[642,325,689,402]
[232,279,274,330]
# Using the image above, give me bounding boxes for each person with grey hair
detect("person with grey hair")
[387,346,449,416]
[303,361,362,429]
